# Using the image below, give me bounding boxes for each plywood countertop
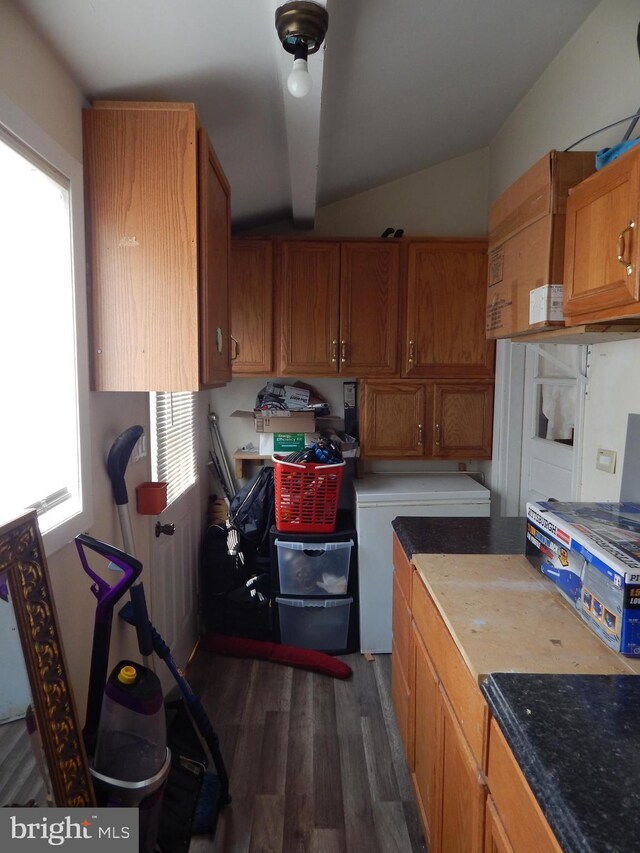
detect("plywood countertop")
[411,553,640,680]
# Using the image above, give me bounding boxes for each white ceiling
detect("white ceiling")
[15,0,600,230]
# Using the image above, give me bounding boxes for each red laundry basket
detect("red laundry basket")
[273,455,345,533]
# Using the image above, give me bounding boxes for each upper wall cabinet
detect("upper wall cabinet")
[564,146,640,325]
[230,239,273,375]
[83,101,231,392]
[276,240,401,376]
[403,240,495,378]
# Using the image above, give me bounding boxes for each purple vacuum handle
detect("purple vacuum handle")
[75,534,142,614]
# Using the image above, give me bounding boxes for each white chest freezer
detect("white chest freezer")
[353,473,491,653]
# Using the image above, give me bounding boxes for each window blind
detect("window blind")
[152,392,197,506]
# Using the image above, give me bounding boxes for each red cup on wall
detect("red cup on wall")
[136,482,168,515]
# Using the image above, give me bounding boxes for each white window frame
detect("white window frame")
[0,91,92,555]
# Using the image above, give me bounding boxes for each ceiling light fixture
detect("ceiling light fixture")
[275,1,329,99]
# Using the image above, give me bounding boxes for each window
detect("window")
[151,392,197,506]
[0,93,91,554]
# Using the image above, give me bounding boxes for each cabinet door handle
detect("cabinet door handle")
[331,340,338,363]
[417,423,424,446]
[230,335,240,361]
[408,340,415,367]
[617,220,635,276]
[435,423,441,445]
[341,340,347,364]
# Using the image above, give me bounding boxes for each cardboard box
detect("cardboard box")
[529,284,564,326]
[486,150,595,339]
[259,432,316,455]
[255,411,315,434]
[230,409,316,433]
[526,501,640,655]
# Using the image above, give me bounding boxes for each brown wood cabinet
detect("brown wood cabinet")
[403,239,495,378]
[564,145,640,325]
[408,563,488,851]
[84,101,231,391]
[361,380,493,459]
[486,721,562,853]
[391,536,568,853]
[229,239,273,374]
[484,797,514,853]
[440,687,486,853]
[275,240,401,376]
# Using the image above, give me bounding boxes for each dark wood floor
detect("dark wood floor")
[186,649,425,853]
[0,718,47,807]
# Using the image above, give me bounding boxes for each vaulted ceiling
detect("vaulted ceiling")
[15,0,600,229]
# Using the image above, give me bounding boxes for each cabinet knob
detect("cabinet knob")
[617,220,635,276]
[408,340,415,366]
[331,340,338,363]
[417,423,424,446]
[341,340,347,364]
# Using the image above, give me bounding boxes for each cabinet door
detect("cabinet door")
[229,239,273,374]
[485,797,514,853]
[84,102,200,392]
[277,241,340,374]
[199,130,231,387]
[412,625,442,851]
[361,381,426,457]
[429,383,493,458]
[564,148,640,324]
[439,687,485,853]
[340,242,400,375]
[404,241,494,378]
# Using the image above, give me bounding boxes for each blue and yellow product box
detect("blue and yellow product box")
[526,501,640,655]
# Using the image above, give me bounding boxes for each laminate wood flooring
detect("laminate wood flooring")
[186,650,426,853]
[0,718,47,807]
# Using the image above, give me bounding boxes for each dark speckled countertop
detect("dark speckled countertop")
[392,515,526,559]
[482,674,640,853]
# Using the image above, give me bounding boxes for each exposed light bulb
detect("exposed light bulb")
[287,56,312,98]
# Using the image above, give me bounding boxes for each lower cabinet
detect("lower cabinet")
[391,533,562,853]
[412,626,441,850]
[410,604,486,852]
[485,797,514,853]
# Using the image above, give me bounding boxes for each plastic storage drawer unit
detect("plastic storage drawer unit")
[275,539,353,596]
[275,596,353,651]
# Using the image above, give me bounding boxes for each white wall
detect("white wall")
[489,0,640,501]
[315,148,489,237]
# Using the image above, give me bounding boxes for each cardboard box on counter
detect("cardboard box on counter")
[259,432,317,455]
[526,501,640,656]
[486,150,595,339]
[230,409,316,434]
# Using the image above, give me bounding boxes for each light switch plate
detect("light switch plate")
[596,448,616,474]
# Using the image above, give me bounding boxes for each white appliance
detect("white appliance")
[353,473,491,653]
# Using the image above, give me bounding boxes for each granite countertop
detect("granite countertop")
[392,515,526,559]
[483,673,640,853]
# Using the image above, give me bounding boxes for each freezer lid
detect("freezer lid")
[353,473,490,505]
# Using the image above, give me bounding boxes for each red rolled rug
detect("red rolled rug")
[199,633,352,679]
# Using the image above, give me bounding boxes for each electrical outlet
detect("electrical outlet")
[132,433,147,462]
[596,448,616,474]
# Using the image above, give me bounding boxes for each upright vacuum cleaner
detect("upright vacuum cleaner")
[80,425,230,853]
[77,534,171,853]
